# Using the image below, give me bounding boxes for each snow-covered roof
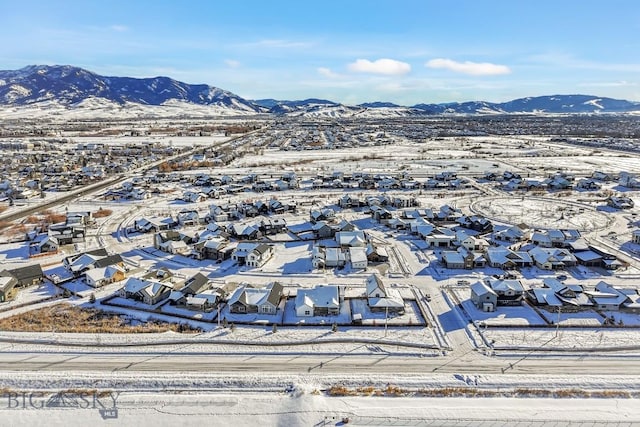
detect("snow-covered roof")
[295,285,340,310]
[471,281,497,297]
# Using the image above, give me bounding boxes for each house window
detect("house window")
[305,310,310,316]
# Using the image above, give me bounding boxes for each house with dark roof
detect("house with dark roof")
[180,272,210,296]
[119,277,173,305]
[228,282,283,314]
[3,264,44,288]
[246,244,275,268]
[485,278,525,306]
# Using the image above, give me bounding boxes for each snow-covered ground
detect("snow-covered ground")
[1,371,640,426]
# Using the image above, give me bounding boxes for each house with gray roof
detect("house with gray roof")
[228,282,283,315]
[470,281,498,312]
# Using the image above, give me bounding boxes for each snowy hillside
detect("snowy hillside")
[1,65,640,119]
[0,65,263,115]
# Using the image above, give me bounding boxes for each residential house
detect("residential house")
[295,285,341,317]
[29,233,59,255]
[85,265,126,288]
[312,246,348,269]
[119,277,173,305]
[246,244,275,268]
[573,250,603,268]
[528,247,577,270]
[425,228,457,248]
[232,242,257,265]
[229,222,260,240]
[199,237,235,261]
[441,250,466,269]
[530,231,553,248]
[586,281,640,311]
[180,272,211,296]
[180,291,220,312]
[335,230,367,248]
[458,233,489,252]
[134,216,176,233]
[442,247,485,269]
[365,274,404,314]
[370,205,393,223]
[457,216,493,233]
[181,190,207,203]
[592,171,614,181]
[366,244,389,263]
[470,281,498,312]
[228,282,283,314]
[260,218,287,235]
[310,208,335,223]
[47,223,85,245]
[176,210,200,226]
[348,246,368,270]
[633,230,640,245]
[312,221,335,239]
[576,178,601,190]
[493,224,528,243]
[619,172,640,188]
[3,264,44,287]
[485,278,525,306]
[607,196,634,210]
[0,276,18,302]
[138,281,173,305]
[526,278,591,309]
[485,247,533,269]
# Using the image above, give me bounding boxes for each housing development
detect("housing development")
[2,69,640,425]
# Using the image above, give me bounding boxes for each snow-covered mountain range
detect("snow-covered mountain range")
[1,65,639,118]
[0,65,261,114]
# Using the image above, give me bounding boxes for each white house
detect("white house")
[633,230,640,245]
[349,247,368,270]
[246,244,275,268]
[365,274,404,313]
[295,285,341,317]
[85,265,125,288]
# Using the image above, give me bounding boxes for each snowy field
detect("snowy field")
[483,327,640,351]
[0,322,439,353]
[1,371,640,426]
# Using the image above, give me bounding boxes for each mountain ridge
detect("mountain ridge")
[1,65,640,116]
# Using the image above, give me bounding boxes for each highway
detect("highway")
[2,348,640,376]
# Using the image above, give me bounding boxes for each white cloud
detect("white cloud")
[347,58,411,75]
[109,25,129,33]
[317,67,340,78]
[426,58,511,76]
[224,59,240,68]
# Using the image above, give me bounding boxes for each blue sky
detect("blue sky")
[2,1,640,104]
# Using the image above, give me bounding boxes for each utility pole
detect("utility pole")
[384,306,388,337]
